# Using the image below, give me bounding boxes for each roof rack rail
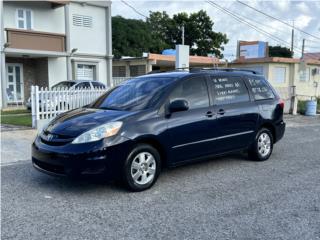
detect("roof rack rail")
[189,67,258,74]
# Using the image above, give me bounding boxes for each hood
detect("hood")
[45,108,133,137]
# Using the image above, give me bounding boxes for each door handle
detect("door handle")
[206,111,214,118]
[217,109,225,115]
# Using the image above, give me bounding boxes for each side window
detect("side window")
[170,78,209,110]
[92,82,105,89]
[211,76,249,105]
[247,77,275,100]
[75,82,91,89]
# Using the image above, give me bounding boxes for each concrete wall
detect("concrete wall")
[69,2,107,55]
[293,63,320,98]
[3,1,65,34]
[230,62,320,98]
[48,57,67,87]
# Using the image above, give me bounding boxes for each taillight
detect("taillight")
[278,99,284,109]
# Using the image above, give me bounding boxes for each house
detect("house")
[229,57,320,103]
[112,53,224,79]
[0,0,112,109]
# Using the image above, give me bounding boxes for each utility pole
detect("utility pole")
[290,20,295,56]
[301,38,305,59]
[181,25,185,45]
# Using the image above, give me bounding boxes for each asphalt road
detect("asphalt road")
[1,123,320,240]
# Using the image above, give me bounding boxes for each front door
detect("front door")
[6,64,24,103]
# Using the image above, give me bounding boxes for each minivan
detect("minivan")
[32,69,285,191]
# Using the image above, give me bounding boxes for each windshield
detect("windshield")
[51,81,76,90]
[90,76,176,111]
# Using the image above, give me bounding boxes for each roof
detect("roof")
[113,53,223,67]
[232,56,320,65]
[139,71,191,78]
[304,52,320,61]
[148,53,222,65]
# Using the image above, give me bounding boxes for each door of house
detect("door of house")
[6,64,24,103]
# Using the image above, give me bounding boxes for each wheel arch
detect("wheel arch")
[133,136,168,168]
[259,122,276,142]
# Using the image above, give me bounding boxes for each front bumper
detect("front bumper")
[32,135,132,179]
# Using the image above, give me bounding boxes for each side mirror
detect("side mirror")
[169,99,189,113]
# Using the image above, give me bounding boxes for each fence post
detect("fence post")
[31,86,36,128]
[34,85,40,128]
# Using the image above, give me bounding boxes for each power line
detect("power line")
[236,0,320,41]
[206,1,303,54]
[120,0,148,19]
[206,1,320,62]
[231,9,291,36]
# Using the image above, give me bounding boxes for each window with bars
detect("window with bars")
[129,65,146,77]
[299,68,310,82]
[16,9,33,30]
[72,14,93,28]
[113,66,126,77]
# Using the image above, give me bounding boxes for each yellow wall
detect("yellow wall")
[292,63,320,98]
[231,62,320,98]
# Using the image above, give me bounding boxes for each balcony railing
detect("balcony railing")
[5,28,66,52]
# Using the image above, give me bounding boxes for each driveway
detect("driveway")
[1,116,320,240]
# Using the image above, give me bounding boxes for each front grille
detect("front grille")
[33,159,65,175]
[40,131,74,146]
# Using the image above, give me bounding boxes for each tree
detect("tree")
[146,11,173,53]
[112,11,229,58]
[269,45,293,58]
[112,16,153,58]
[147,10,229,58]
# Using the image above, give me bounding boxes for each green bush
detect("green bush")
[297,100,307,114]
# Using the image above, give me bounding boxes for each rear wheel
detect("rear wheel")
[123,144,161,191]
[248,128,273,161]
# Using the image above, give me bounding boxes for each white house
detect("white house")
[0,0,112,109]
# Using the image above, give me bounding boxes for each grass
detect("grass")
[1,109,31,115]
[1,110,32,127]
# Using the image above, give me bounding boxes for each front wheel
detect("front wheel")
[123,144,161,192]
[248,128,273,161]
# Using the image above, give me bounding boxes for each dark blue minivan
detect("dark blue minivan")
[32,69,285,191]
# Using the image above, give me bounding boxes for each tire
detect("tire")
[123,144,161,192]
[248,128,274,161]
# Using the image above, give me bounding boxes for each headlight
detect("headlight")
[72,121,123,144]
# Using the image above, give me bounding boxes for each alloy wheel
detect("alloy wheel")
[130,152,156,185]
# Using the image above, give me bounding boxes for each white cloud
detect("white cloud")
[296,2,310,13]
[295,15,312,29]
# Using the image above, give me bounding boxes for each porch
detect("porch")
[5,57,49,107]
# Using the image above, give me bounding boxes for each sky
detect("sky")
[111,0,320,60]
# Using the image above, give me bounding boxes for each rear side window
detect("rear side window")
[170,77,209,109]
[247,77,275,100]
[75,82,91,89]
[210,76,249,105]
[92,82,106,89]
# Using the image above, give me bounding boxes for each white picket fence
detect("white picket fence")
[31,86,108,129]
[112,77,131,86]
